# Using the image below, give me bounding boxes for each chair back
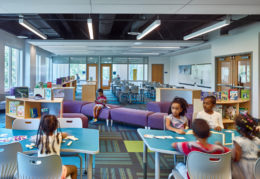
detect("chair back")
[187,151,231,179]
[0,142,22,178]
[163,115,168,130]
[121,86,129,93]
[13,118,40,130]
[58,118,83,128]
[17,152,62,179]
[255,158,260,179]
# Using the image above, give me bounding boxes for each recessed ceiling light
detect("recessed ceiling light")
[128,32,141,35]
[17,35,28,39]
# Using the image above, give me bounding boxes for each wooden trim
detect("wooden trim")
[100,64,112,90]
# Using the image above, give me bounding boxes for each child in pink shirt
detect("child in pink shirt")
[93,88,107,122]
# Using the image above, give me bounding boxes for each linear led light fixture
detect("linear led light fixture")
[137,20,161,40]
[184,17,230,40]
[87,18,94,40]
[19,18,47,39]
[131,46,180,49]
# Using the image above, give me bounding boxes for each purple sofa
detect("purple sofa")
[63,101,90,128]
[147,102,194,129]
[110,108,154,127]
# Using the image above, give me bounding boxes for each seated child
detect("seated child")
[93,88,107,122]
[232,114,260,179]
[35,115,77,179]
[172,118,230,178]
[197,96,223,131]
[165,97,189,134]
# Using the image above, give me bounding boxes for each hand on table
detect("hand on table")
[175,129,186,135]
[214,126,222,131]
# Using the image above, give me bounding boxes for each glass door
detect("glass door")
[101,64,112,90]
[216,56,233,91]
[87,64,98,88]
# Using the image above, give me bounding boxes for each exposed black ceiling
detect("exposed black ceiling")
[0,14,259,40]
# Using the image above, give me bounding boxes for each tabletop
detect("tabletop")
[0,128,99,154]
[138,129,238,155]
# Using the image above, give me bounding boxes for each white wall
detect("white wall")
[169,22,260,118]
[149,56,171,84]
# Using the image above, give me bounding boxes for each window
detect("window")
[69,57,86,81]
[4,46,23,91]
[36,55,41,83]
[112,64,128,80]
[129,64,144,81]
[52,56,69,81]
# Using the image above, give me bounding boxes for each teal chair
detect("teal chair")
[0,142,22,178]
[17,152,62,179]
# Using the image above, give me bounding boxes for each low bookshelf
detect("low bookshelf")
[5,96,63,129]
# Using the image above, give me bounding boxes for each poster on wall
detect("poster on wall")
[178,63,212,88]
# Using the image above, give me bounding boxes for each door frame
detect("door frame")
[100,64,112,90]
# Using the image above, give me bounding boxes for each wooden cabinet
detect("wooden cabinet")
[5,96,63,129]
[82,82,97,102]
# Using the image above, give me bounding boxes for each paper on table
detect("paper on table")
[186,130,193,135]
[175,137,185,140]
[0,134,8,137]
[144,134,154,138]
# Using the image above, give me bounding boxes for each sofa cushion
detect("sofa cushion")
[110,108,154,127]
[63,101,90,113]
[147,112,167,130]
[81,102,120,119]
[147,102,171,113]
[62,113,88,128]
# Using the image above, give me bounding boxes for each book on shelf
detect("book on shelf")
[241,89,250,100]
[53,89,65,98]
[221,91,228,101]
[41,108,49,116]
[34,88,45,98]
[223,105,236,120]
[14,87,29,98]
[239,107,248,115]
[47,82,52,88]
[229,89,238,100]
[45,88,53,100]
[214,105,223,116]
[9,101,20,115]
[30,108,38,118]
[16,105,25,117]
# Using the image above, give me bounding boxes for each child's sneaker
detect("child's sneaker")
[93,118,98,123]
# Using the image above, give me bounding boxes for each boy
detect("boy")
[172,119,230,178]
[197,96,223,131]
[93,88,107,122]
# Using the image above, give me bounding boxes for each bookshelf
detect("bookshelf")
[5,96,63,129]
[216,99,250,128]
[82,82,97,102]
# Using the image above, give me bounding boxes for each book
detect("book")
[213,92,221,101]
[14,87,29,98]
[9,101,20,115]
[41,108,49,116]
[53,89,64,98]
[16,105,25,117]
[239,107,248,115]
[241,89,250,99]
[45,88,53,100]
[229,89,238,100]
[224,106,236,120]
[34,88,45,98]
[30,108,38,118]
[47,82,52,88]
[214,105,223,116]
[221,91,228,101]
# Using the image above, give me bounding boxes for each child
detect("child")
[197,96,223,131]
[36,115,77,179]
[172,119,230,178]
[165,97,189,134]
[93,88,107,122]
[231,114,260,179]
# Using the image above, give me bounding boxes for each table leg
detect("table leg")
[88,154,93,179]
[143,142,147,179]
[84,154,87,175]
[155,152,160,179]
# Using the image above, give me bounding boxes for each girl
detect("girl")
[165,97,189,134]
[36,115,77,179]
[232,114,260,179]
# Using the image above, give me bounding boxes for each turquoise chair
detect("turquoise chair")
[0,142,22,178]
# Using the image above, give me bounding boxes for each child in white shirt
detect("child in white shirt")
[197,96,223,131]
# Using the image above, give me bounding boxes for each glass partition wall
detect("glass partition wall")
[51,56,148,88]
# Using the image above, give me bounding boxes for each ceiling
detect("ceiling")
[1,0,260,14]
[27,40,204,56]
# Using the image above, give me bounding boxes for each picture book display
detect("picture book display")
[14,87,29,98]
[241,89,250,99]
[47,82,52,88]
[221,91,228,101]
[16,105,25,117]
[30,108,38,118]
[9,101,20,115]
[41,108,49,116]
[45,88,53,100]
[201,91,221,101]
[229,89,238,100]
[34,88,45,98]
[53,89,65,98]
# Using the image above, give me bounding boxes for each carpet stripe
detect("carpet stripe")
[126,168,133,179]
[111,168,116,179]
[119,168,126,179]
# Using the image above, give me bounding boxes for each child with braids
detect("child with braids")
[36,115,77,179]
[232,114,260,179]
[165,97,189,134]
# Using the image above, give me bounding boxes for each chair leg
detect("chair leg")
[174,154,177,165]
[111,120,113,127]
[93,155,95,169]
[106,119,109,127]
[84,154,87,174]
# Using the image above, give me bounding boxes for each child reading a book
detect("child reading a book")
[93,88,107,122]
[172,118,230,178]
[197,96,223,131]
[165,97,189,134]
[35,115,77,179]
[231,114,260,179]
